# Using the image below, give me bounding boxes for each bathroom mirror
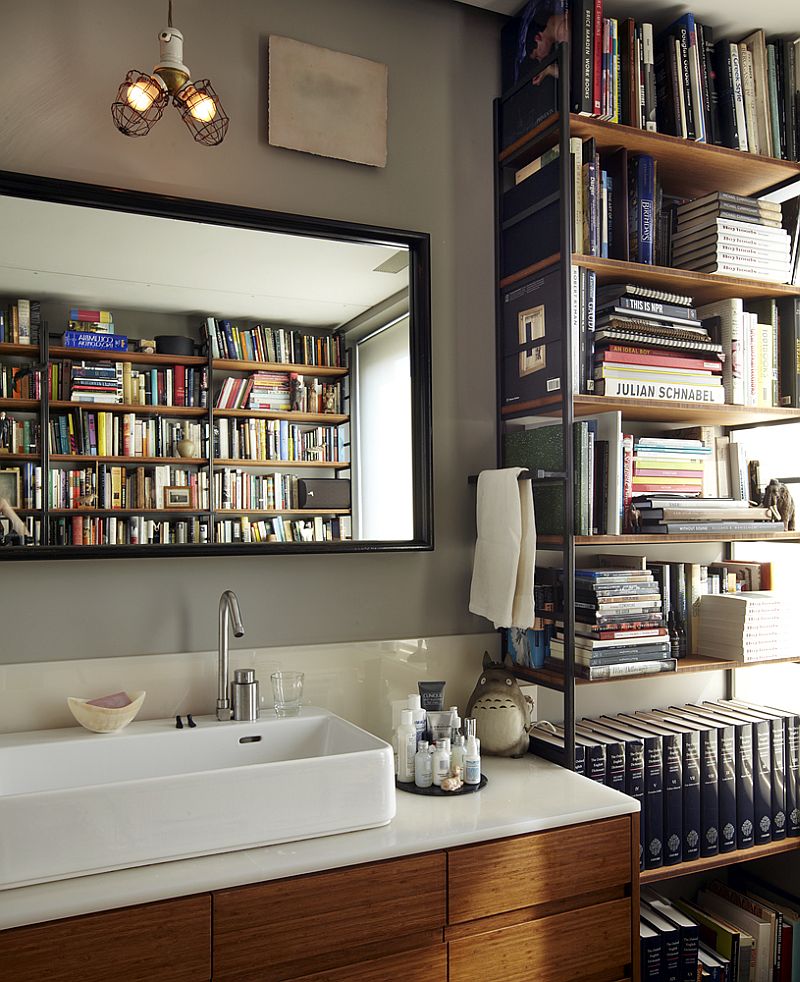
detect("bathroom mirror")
[0,170,432,558]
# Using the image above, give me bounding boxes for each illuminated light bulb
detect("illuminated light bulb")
[127,80,158,112]
[184,87,217,122]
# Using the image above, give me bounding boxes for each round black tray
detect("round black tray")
[395,774,488,796]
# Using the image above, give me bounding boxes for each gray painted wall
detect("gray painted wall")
[0,0,500,662]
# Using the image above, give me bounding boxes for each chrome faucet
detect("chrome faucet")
[217,590,245,721]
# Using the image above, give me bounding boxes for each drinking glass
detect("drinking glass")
[271,671,304,717]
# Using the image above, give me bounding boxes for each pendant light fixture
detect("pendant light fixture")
[111,1,229,146]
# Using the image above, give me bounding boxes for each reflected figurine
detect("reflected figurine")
[0,411,11,452]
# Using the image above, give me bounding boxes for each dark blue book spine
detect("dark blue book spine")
[663,733,683,865]
[641,932,662,981]
[636,155,655,264]
[681,731,702,862]
[734,721,756,848]
[787,715,800,836]
[587,159,599,256]
[679,924,700,982]
[698,728,720,857]
[586,744,607,783]
[643,736,664,869]
[752,719,773,843]
[626,740,646,870]
[716,725,738,853]
[605,739,627,794]
[221,320,235,359]
[769,717,787,840]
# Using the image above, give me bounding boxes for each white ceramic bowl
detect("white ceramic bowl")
[67,691,146,733]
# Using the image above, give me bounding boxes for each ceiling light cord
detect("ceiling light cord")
[168,0,173,29]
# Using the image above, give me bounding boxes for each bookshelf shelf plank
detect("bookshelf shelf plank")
[640,838,800,884]
[0,343,41,359]
[213,408,348,424]
[49,455,209,465]
[537,532,800,547]
[48,347,207,367]
[49,401,207,417]
[214,459,349,469]
[503,393,800,426]
[215,508,350,516]
[49,509,209,516]
[212,358,347,378]
[571,255,800,304]
[0,398,38,411]
[497,112,800,199]
[0,452,39,461]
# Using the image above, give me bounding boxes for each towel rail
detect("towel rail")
[467,470,566,484]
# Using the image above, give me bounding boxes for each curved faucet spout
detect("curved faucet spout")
[217,590,245,720]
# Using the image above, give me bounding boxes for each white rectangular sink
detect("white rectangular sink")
[0,707,395,889]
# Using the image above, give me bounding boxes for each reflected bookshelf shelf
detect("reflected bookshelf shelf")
[537,532,800,547]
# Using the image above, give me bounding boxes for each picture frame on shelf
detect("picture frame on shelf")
[163,486,192,510]
[0,467,21,508]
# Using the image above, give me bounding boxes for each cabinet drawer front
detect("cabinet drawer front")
[449,897,632,982]
[289,944,447,982]
[0,895,211,982]
[214,853,446,981]
[448,815,632,923]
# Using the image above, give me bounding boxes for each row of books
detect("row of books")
[48,465,208,512]
[0,416,39,454]
[500,4,800,163]
[503,270,800,409]
[48,412,209,459]
[531,699,800,872]
[0,462,42,510]
[214,514,352,544]
[0,299,41,345]
[214,372,343,414]
[0,362,40,400]
[632,495,785,536]
[214,417,347,464]
[214,471,305,513]
[51,360,207,408]
[205,317,346,368]
[640,877,800,982]
[49,515,209,546]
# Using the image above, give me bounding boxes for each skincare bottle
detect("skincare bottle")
[464,716,481,754]
[449,707,462,742]
[451,732,466,777]
[396,709,417,782]
[464,734,481,785]
[418,680,446,712]
[414,740,433,788]
[432,738,451,787]
[407,694,427,749]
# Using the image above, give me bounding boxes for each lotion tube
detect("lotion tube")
[417,680,445,712]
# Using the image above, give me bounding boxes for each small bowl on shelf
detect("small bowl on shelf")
[67,691,146,733]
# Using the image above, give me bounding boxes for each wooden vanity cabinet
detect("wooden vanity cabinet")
[0,894,211,982]
[0,813,638,982]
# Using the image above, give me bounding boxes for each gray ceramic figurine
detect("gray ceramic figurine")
[465,652,531,757]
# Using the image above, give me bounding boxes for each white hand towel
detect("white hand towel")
[469,468,536,630]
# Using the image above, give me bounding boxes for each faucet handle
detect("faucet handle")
[216,700,233,722]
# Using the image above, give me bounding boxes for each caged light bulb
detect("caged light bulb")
[126,79,160,112]
[184,86,217,122]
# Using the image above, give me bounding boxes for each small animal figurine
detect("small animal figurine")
[762,479,796,531]
[465,652,531,757]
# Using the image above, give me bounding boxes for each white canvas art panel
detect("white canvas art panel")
[268,36,388,168]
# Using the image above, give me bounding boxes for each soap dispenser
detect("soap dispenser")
[231,669,259,721]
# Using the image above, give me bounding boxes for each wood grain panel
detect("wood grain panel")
[0,895,211,982]
[448,816,632,923]
[214,853,445,981]
[288,944,446,982]
[448,897,632,982]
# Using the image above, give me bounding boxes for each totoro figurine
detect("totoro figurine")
[465,652,531,757]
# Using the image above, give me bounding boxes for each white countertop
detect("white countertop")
[0,754,637,931]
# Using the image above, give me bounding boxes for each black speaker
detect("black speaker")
[297,478,350,510]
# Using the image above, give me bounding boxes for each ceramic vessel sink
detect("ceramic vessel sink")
[0,707,395,889]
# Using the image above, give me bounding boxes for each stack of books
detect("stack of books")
[248,372,291,411]
[699,592,793,661]
[1,299,41,345]
[671,193,792,282]
[630,437,711,497]
[630,496,785,534]
[69,361,122,404]
[547,567,674,680]
[593,284,725,403]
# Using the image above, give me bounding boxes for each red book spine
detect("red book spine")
[622,432,633,531]
[598,350,722,372]
[175,365,186,406]
[593,0,603,115]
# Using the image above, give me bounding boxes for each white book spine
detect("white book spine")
[730,43,749,151]
[739,45,760,154]
[597,378,725,403]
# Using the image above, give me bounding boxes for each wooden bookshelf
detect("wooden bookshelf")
[503,393,800,426]
[214,459,349,469]
[49,400,207,417]
[0,398,38,411]
[213,358,347,378]
[0,452,39,461]
[49,509,209,516]
[640,838,800,885]
[213,408,348,424]
[48,346,207,367]
[0,343,41,358]
[49,455,208,465]
[537,531,800,547]
[498,112,800,199]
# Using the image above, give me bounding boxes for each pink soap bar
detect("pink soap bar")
[86,691,132,709]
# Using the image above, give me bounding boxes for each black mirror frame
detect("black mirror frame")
[0,169,433,560]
